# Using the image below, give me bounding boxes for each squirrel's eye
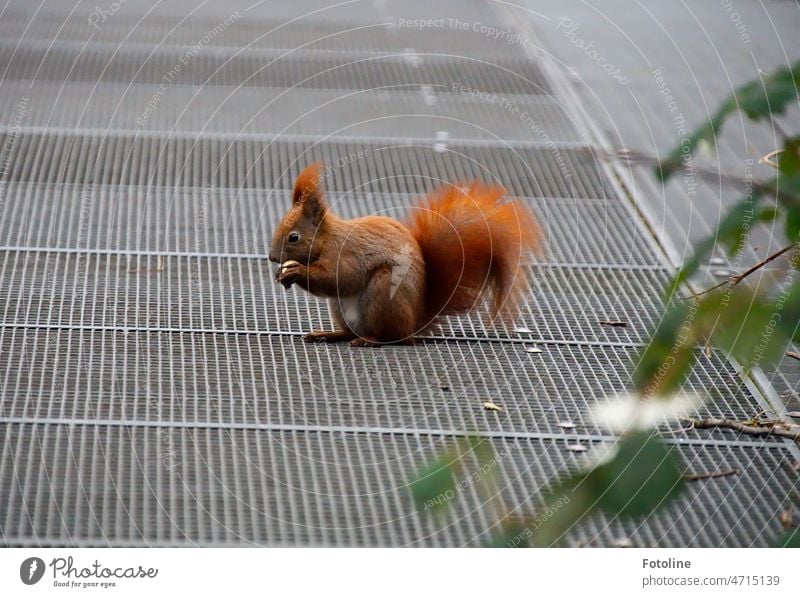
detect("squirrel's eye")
[287,232,300,243]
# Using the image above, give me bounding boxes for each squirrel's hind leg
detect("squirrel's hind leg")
[355,265,422,345]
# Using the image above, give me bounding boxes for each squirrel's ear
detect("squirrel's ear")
[293,162,324,204]
[293,162,327,224]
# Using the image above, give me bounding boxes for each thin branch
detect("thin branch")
[683,416,800,441]
[786,351,800,362]
[607,148,776,194]
[683,243,797,300]
[683,468,739,481]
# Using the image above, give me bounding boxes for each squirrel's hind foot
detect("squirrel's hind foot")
[303,330,354,343]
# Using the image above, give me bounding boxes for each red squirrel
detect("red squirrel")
[269,162,541,347]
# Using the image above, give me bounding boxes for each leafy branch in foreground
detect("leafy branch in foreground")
[409,61,800,547]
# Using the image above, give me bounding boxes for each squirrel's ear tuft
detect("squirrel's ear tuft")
[293,162,327,224]
[292,162,324,205]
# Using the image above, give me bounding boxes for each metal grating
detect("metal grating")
[0,0,797,549]
[0,327,779,442]
[0,81,585,143]
[0,185,657,265]
[0,250,667,344]
[0,132,612,198]
[0,45,553,95]
[0,423,795,547]
[0,13,537,58]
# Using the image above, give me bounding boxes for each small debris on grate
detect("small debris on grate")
[403,48,421,67]
[712,270,732,278]
[611,537,633,548]
[787,411,800,418]
[483,401,504,412]
[419,84,437,106]
[128,257,165,273]
[709,257,726,266]
[598,320,627,327]
[433,130,449,153]
[439,386,450,392]
[524,346,542,354]
[566,443,587,452]
[514,326,533,334]
[683,468,739,482]
[557,421,576,429]
[779,509,795,530]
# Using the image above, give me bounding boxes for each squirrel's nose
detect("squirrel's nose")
[268,252,279,263]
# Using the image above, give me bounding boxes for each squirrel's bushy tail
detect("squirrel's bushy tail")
[406,182,541,327]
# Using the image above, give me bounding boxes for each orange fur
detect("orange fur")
[406,182,541,325]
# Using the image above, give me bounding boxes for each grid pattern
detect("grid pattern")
[0,132,611,198]
[0,12,529,57]
[0,327,775,442]
[0,0,797,548]
[1,424,795,547]
[0,185,658,265]
[0,251,667,343]
[0,45,553,95]
[0,82,586,143]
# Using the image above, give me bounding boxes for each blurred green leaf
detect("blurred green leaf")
[665,194,765,297]
[656,108,731,181]
[486,518,535,548]
[719,197,763,254]
[591,432,684,518]
[656,61,799,182]
[530,435,685,546]
[664,237,715,299]
[634,302,696,396]
[736,64,800,120]
[774,530,800,548]
[779,138,800,176]
[409,454,457,513]
[696,286,793,369]
[769,172,800,207]
[785,206,800,242]
[780,279,800,341]
[530,471,598,547]
[410,437,500,514]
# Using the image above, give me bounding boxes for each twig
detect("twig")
[683,416,800,441]
[683,468,739,481]
[787,351,800,362]
[760,149,784,170]
[684,243,797,300]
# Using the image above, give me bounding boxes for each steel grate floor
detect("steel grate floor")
[0,131,611,198]
[1,424,796,547]
[0,0,798,548]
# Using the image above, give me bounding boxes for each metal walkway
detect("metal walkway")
[0,0,797,547]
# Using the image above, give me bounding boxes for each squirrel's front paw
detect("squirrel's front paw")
[275,260,303,288]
